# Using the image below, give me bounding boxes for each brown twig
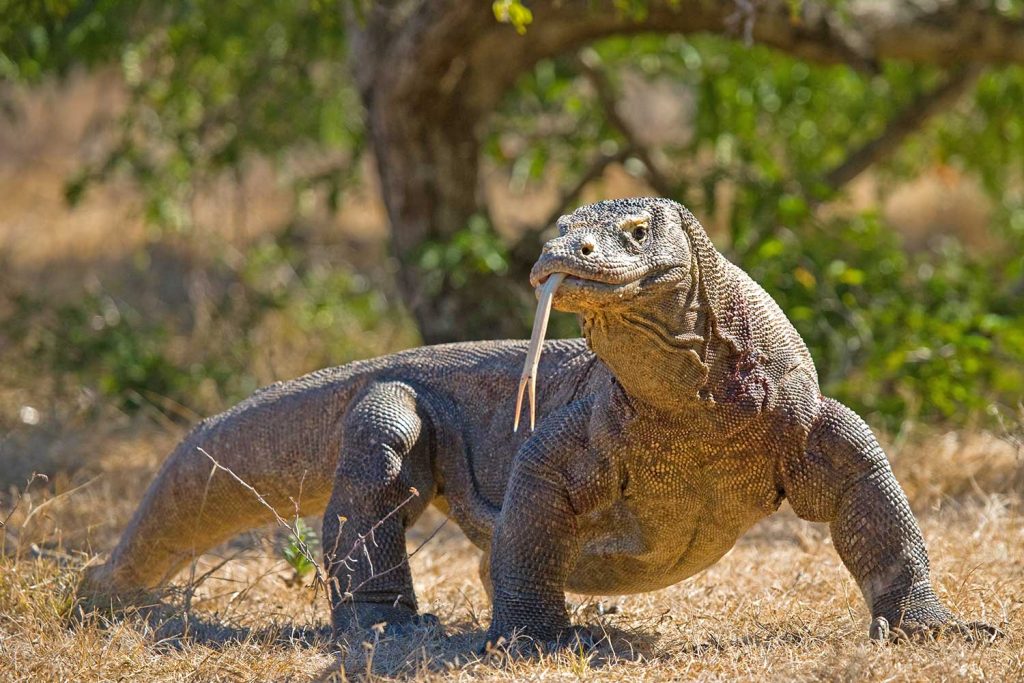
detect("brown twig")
[196,447,329,597]
[196,446,430,613]
[345,518,448,598]
[327,488,419,572]
[327,488,421,601]
[16,475,98,540]
[822,64,984,193]
[1,473,50,559]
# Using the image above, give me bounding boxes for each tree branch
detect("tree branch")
[541,147,632,231]
[823,64,985,192]
[575,50,676,199]
[353,0,1024,341]
[466,1,1024,116]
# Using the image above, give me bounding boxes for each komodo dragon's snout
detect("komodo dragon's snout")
[514,198,701,431]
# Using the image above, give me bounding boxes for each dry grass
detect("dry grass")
[1,417,1021,682]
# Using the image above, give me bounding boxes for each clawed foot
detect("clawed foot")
[478,625,603,657]
[869,615,1003,643]
[333,604,444,641]
[380,612,443,638]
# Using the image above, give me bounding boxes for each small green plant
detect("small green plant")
[282,518,320,583]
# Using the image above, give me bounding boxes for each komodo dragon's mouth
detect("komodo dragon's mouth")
[513,269,649,433]
[534,270,641,292]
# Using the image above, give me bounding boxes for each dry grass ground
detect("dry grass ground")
[1,417,1021,682]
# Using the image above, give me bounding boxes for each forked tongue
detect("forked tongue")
[513,272,566,432]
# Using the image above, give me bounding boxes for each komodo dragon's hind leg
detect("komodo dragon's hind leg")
[324,381,438,636]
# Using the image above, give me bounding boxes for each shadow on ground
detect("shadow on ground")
[75,599,668,679]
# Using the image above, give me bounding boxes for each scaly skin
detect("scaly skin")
[82,198,996,647]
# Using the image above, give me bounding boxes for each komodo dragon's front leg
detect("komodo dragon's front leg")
[323,381,438,634]
[485,397,615,646]
[782,398,998,640]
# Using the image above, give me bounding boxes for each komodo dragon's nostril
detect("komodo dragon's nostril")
[580,236,597,256]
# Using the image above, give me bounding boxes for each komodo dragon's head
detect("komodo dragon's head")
[529,197,711,313]
[512,197,734,430]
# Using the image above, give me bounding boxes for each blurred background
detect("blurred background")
[1,0,1023,562]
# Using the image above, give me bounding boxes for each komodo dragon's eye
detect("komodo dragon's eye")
[624,220,648,244]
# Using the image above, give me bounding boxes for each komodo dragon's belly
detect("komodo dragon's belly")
[567,453,783,595]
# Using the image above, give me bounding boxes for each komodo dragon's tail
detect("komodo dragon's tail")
[74,360,499,606]
[79,374,348,605]
[77,360,504,608]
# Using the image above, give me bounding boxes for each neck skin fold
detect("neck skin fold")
[582,280,715,414]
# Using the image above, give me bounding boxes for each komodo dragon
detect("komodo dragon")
[83,197,996,647]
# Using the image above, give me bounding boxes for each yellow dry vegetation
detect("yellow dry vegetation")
[1,417,1021,682]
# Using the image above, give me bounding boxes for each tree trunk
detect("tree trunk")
[348,4,506,342]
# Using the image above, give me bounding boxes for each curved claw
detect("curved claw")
[477,634,505,657]
[868,616,891,642]
[869,615,1003,644]
[478,625,602,658]
[513,272,566,433]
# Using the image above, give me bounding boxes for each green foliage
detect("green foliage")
[282,518,320,580]
[416,215,510,291]
[414,215,534,336]
[492,0,533,34]
[238,229,418,362]
[0,0,135,81]
[746,213,1024,427]
[4,231,416,418]
[4,6,1024,427]
[8,290,237,415]
[4,0,363,232]
[492,34,1024,425]
[492,36,956,255]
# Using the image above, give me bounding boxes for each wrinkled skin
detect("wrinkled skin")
[82,198,997,650]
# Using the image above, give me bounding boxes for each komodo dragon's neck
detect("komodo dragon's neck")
[580,249,738,414]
